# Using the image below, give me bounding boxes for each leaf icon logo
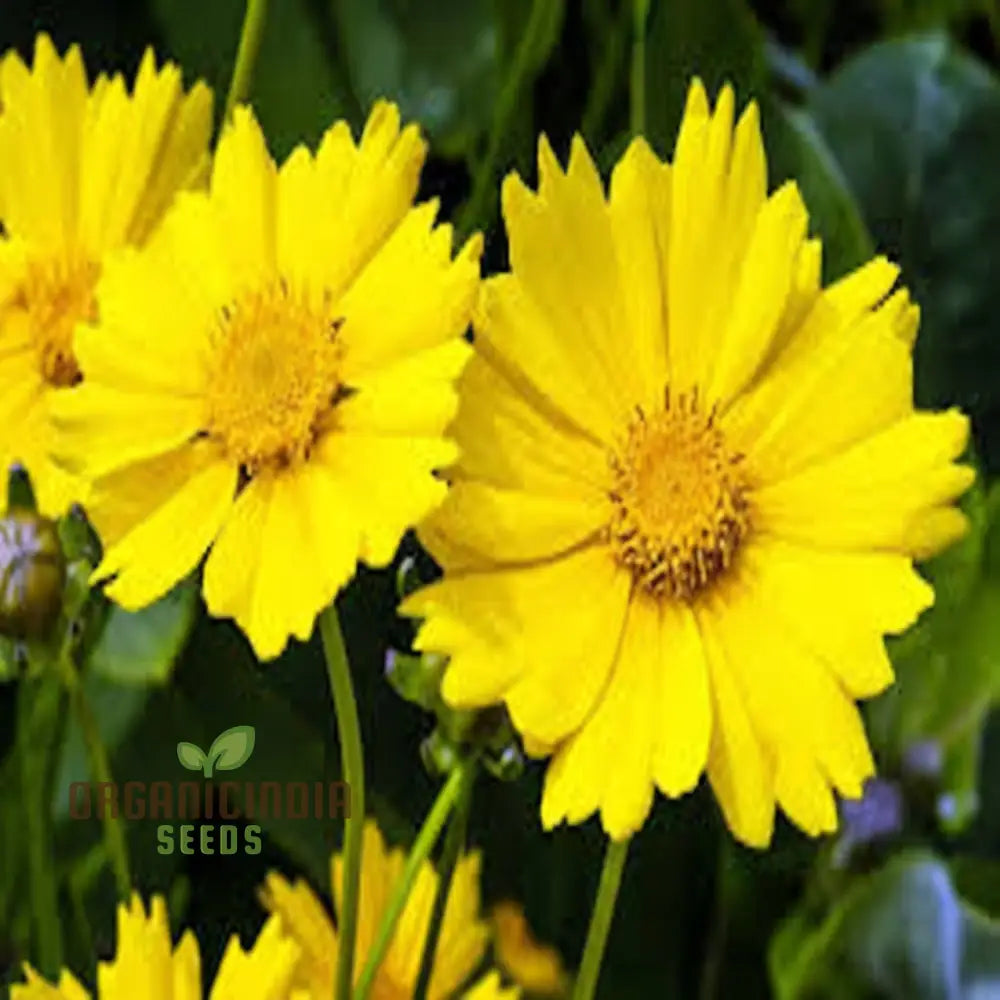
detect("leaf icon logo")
[176,725,256,778]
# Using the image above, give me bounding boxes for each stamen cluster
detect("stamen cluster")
[608,387,749,600]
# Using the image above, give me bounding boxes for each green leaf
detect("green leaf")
[643,0,766,157]
[760,98,874,280]
[808,35,1000,463]
[86,576,199,685]
[175,741,207,772]
[151,0,354,158]
[335,0,499,157]
[770,852,1000,999]
[207,724,256,773]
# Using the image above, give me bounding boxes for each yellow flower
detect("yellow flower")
[260,818,518,999]
[52,102,482,659]
[491,902,568,996]
[402,80,974,847]
[12,894,309,999]
[0,33,211,516]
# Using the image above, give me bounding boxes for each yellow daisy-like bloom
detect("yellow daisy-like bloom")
[402,80,974,847]
[491,902,569,996]
[12,894,309,999]
[53,102,482,659]
[0,33,211,516]
[260,819,519,999]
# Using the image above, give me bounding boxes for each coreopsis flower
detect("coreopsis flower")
[260,819,519,998]
[491,902,569,996]
[53,102,482,659]
[0,34,211,516]
[402,80,974,846]
[12,894,309,999]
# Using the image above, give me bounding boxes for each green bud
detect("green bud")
[6,464,36,512]
[0,510,66,639]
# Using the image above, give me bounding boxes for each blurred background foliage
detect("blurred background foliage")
[2,0,1000,997]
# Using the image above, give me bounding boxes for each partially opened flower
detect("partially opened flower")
[260,818,519,998]
[53,102,481,659]
[12,894,309,999]
[0,33,212,516]
[402,80,974,846]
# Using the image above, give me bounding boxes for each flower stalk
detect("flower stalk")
[223,0,270,122]
[320,603,366,1000]
[353,759,473,1000]
[413,759,478,1000]
[630,0,651,136]
[572,836,630,1000]
[59,645,131,898]
[18,672,65,978]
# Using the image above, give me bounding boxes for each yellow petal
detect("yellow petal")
[654,601,712,797]
[406,544,630,745]
[725,271,914,483]
[744,539,933,698]
[312,101,427,300]
[755,410,973,556]
[209,914,302,1000]
[316,430,456,567]
[336,339,471,437]
[608,136,670,410]
[696,604,775,848]
[51,381,206,479]
[171,932,203,1000]
[419,479,607,572]
[258,873,336,995]
[202,464,360,660]
[95,456,235,610]
[210,106,277,287]
[11,965,92,1000]
[707,182,808,404]
[446,354,609,500]
[338,202,481,378]
[706,567,876,807]
[541,594,659,838]
[462,971,522,1000]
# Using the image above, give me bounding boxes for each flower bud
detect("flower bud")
[0,509,66,639]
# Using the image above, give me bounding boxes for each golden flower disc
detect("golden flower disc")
[204,280,343,475]
[609,387,748,599]
[16,253,98,387]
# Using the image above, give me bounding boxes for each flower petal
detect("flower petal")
[95,456,235,610]
[755,410,973,557]
[202,464,361,660]
[541,595,658,839]
[654,601,712,797]
[696,606,776,848]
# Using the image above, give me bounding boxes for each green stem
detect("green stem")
[59,650,131,898]
[320,604,366,1000]
[629,0,651,137]
[18,677,64,978]
[572,837,630,1000]
[457,0,551,239]
[581,6,630,143]
[353,761,471,1000]
[223,0,270,123]
[413,761,477,1000]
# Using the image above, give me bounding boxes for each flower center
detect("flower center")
[16,255,99,388]
[203,280,344,475]
[608,388,749,600]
